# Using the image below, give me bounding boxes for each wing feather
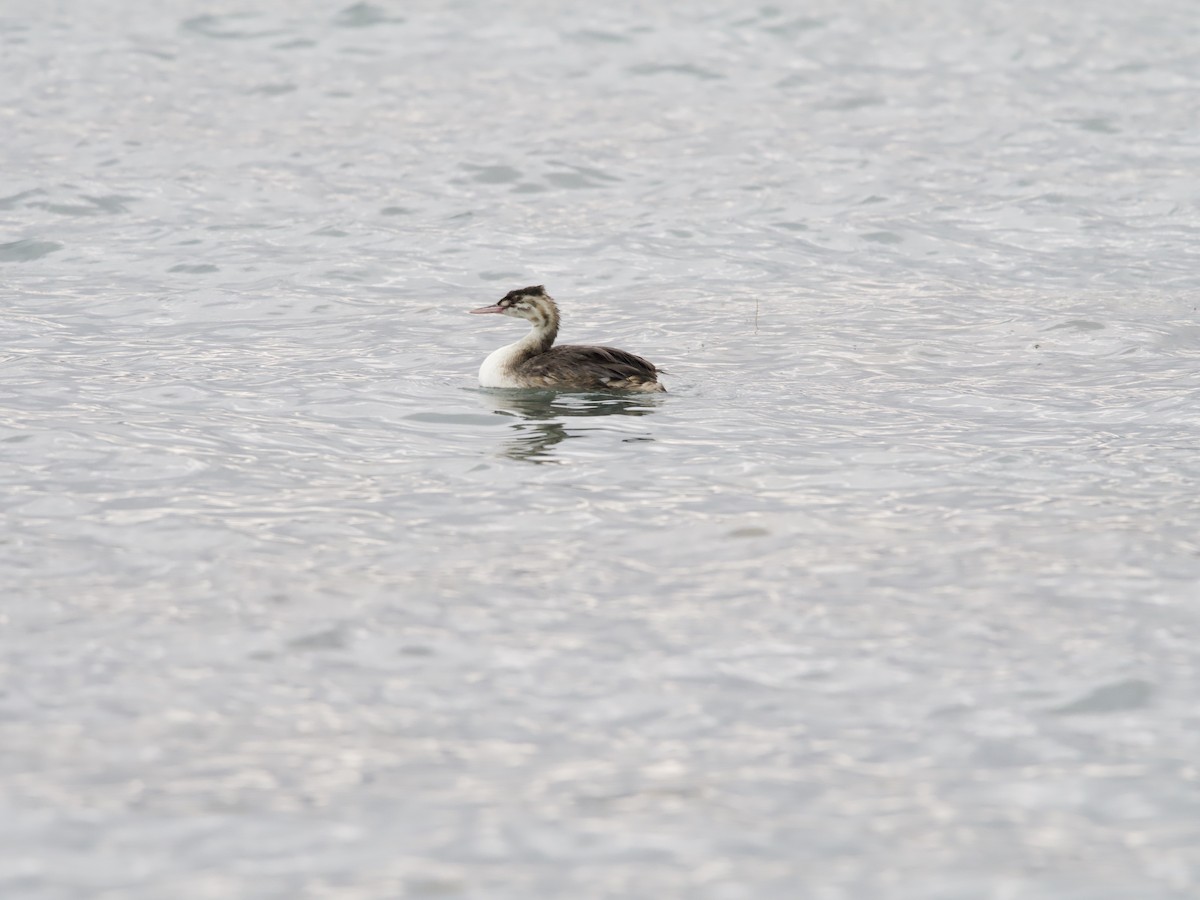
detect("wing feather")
[516,344,663,390]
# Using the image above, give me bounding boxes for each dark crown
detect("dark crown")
[500,285,547,306]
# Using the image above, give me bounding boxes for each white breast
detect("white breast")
[478,341,525,388]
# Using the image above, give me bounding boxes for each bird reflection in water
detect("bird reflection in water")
[479,389,664,463]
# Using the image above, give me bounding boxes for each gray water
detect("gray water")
[4,1,1200,897]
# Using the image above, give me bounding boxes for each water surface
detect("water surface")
[3,1,1200,898]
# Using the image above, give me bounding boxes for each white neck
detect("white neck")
[478,320,555,388]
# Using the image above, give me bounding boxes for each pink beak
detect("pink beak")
[470,304,506,315]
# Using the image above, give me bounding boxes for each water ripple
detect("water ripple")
[4,2,1200,898]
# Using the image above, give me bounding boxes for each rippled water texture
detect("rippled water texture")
[4,1,1200,898]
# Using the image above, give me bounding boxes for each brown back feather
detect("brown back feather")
[516,344,661,388]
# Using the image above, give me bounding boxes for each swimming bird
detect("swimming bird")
[470,286,665,392]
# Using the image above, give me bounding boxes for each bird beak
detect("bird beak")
[470,304,506,315]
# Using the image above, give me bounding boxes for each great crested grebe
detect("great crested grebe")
[470,286,665,392]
